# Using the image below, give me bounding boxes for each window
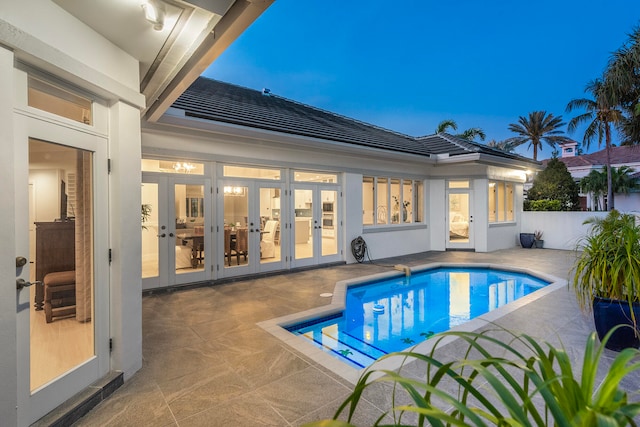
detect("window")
[489,180,515,223]
[363,176,423,226]
[28,76,92,124]
[142,159,205,174]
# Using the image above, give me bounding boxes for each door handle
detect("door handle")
[16,256,27,267]
[16,278,42,290]
[157,233,166,238]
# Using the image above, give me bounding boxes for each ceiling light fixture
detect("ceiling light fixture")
[141,0,165,31]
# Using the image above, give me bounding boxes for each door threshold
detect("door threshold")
[31,371,123,427]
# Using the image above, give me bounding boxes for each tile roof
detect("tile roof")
[545,145,640,169]
[172,77,536,164]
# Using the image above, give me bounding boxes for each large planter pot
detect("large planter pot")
[519,233,535,248]
[592,297,640,351]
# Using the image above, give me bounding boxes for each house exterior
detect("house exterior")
[0,1,272,425]
[1,2,537,425]
[546,141,640,211]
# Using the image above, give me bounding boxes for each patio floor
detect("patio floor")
[73,249,640,426]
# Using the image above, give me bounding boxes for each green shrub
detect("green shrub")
[525,199,562,211]
[304,327,640,427]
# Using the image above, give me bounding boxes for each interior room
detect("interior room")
[28,139,93,392]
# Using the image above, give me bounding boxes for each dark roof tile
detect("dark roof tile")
[172,77,536,164]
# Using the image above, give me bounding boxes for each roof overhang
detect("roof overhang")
[150,107,439,165]
[46,0,273,117]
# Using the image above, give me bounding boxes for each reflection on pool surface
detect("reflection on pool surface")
[287,267,550,369]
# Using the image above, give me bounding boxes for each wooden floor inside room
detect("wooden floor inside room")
[29,286,93,391]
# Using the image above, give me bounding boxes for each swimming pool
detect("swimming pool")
[285,266,550,369]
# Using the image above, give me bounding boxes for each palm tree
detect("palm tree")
[435,119,486,142]
[605,25,640,144]
[435,119,458,134]
[611,165,640,208]
[580,169,607,211]
[506,111,572,161]
[486,139,517,153]
[459,127,486,142]
[566,79,624,210]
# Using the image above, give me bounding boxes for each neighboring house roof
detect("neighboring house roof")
[172,77,537,164]
[544,145,640,169]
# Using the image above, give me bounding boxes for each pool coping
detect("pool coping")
[257,262,568,384]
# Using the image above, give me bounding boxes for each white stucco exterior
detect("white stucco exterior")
[1,2,537,425]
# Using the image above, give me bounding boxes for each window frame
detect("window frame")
[363,176,424,227]
[488,180,515,224]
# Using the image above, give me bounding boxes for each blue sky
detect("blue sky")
[203,1,640,159]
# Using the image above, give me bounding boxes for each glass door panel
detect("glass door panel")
[321,190,337,256]
[223,185,250,271]
[294,188,313,260]
[28,139,95,391]
[175,184,206,274]
[259,187,281,265]
[447,191,474,249]
[141,183,159,279]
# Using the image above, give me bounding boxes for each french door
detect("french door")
[15,115,109,425]
[219,181,286,277]
[141,174,212,289]
[446,185,474,250]
[292,184,341,268]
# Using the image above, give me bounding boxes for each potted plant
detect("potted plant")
[519,232,535,248]
[534,230,544,248]
[571,210,640,351]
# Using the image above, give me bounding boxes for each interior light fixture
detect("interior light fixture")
[142,0,165,31]
[172,162,195,173]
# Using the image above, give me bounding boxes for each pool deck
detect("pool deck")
[74,249,640,426]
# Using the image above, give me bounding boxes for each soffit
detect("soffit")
[52,0,270,118]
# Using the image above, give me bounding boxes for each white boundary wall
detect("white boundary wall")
[521,211,608,250]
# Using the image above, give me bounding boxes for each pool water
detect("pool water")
[287,267,550,369]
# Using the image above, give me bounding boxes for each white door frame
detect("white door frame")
[15,114,110,425]
[218,180,287,277]
[445,186,475,250]
[291,183,342,268]
[141,173,212,290]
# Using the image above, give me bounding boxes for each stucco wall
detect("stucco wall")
[521,211,608,250]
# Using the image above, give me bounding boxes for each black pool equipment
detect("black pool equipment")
[351,236,367,263]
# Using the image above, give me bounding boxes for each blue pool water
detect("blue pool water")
[287,267,550,369]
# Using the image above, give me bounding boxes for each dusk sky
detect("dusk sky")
[203,1,640,160]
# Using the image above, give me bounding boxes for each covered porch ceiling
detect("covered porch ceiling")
[52,0,273,121]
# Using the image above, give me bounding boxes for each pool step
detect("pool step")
[297,330,384,369]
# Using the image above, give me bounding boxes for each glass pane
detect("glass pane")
[362,177,374,225]
[260,187,281,264]
[223,165,280,180]
[321,190,337,256]
[390,179,401,224]
[497,182,505,222]
[294,189,313,259]
[141,159,204,174]
[449,193,469,243]
[141,183,159,278]
[402,180,413,223]
[294,171,338,183]
[223,186,249,267]
[29,139,94,391]
[175,184,205,273]
[376,178,388,224]
[449,181,469,189]
[28,77,92,125]
[415,181,424,222]
[506,183,514,221]
[488,181,496,222]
